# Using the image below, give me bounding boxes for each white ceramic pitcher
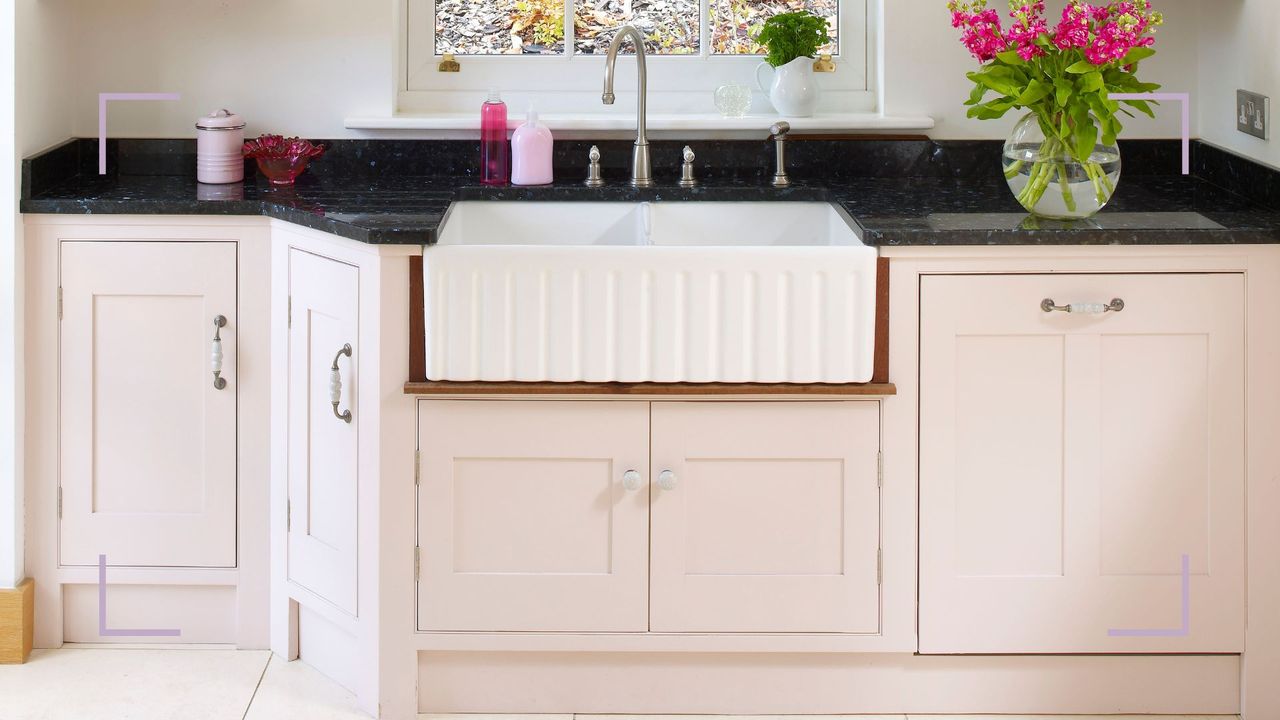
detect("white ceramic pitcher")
[755,56,819,117]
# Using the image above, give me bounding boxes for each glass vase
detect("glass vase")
[1002,112,1122,220]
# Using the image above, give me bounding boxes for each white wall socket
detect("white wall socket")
[1237,89,1270,140]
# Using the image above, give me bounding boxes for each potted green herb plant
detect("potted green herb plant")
[754,11,831,117]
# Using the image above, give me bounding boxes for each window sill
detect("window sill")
[344,112,935,133]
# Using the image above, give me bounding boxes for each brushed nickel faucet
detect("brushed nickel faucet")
[602,26,653,188]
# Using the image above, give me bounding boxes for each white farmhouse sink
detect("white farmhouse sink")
[425,201,878,384]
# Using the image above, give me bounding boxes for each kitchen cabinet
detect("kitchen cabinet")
[417,400,651,632]
[416,399,881,634]
[287,249,360,616]
[918,272,1246,653]
[649,401,881,633]
[59,241,238,568]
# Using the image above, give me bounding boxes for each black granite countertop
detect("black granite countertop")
[21,138,1280,246]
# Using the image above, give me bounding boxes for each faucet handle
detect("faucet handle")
[679,145,697,188]
[585,145,605,188]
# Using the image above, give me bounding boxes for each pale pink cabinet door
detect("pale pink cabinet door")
[59,241,237,567]
[287,249,359,616]
[649,401,881,633]
[919,273,1245,653]
[417,400,650,632]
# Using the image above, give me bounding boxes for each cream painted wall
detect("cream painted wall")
[1198,0,1279,169]
[2,0,20,590]
[64,0,392,140]
[53,0,1201,142]
[4,0,79,589]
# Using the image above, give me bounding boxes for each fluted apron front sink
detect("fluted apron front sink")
[425,201,878,384]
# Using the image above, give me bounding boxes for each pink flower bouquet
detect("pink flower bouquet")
[949,0,1164,217]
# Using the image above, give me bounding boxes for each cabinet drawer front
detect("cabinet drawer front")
[59,241,238,568]
[287,249,360,616]
[417,400,651,632]
[919,272,1245,653]
[649,401,881,633]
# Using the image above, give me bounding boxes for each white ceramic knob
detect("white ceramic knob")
[658,470,678,491]
[329,366,343,404]
[622,470,642,492]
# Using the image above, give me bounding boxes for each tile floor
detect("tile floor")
[0,647,1241,720]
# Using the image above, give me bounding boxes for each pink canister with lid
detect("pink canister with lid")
[196,109,246,184]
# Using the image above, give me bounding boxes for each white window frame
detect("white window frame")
[397,0,877,116]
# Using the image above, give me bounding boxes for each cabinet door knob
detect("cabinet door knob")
[210,315,227,390]
[658,469,678,491]
[1041,297,1124,314]
[330,343,353,423]
[622,469,643,492]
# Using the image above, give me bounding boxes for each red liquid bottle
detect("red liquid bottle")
[480,90,509,185]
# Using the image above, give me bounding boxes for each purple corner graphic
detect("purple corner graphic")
[98,93,181,175]
[1107,553,1190,638]
[1109,92,1191,175]
[98,554,181,637]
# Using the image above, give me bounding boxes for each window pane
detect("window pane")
[710,0,837,56]
[435,0,566,55]
[574,0,700,55]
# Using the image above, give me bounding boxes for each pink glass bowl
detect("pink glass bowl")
[243,135,326,186]
[253,156,315,185]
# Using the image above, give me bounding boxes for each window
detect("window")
[402,0,871,116]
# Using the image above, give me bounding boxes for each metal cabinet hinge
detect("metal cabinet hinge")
[877,548,882,585]
[57,287,63,320]
[877,451,883,488]
[57,486,62,518]
[414,450,421,486]
[286,498,292,531]
[414,546,421,582]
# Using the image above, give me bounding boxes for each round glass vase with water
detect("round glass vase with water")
[1002,112,1121,220]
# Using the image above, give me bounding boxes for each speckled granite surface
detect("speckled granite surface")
[20,137,1280,246]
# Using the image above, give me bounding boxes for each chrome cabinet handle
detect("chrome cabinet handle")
[210,315,227,390]
[658,469,678,491]
[622,469,643,492]
[330,344,353,423]
[1041,298,1124,314]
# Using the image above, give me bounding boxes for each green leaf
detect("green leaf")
[965,80,989,107]
[1120,47,1156,65]
[1053,77,1074,106]
[1121,98,1156,118]
[995,49,1026,66]
[1017,79,1052,106]
[967,97,1017,120]
[1075,121,1099,163]
[968,67,1026,97]
[1066,60,1097,74]
[1079,71,1105,94]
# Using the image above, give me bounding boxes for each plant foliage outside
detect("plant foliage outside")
[949,0,1163,213]
[754,10,831,67]
[434,0,836,56]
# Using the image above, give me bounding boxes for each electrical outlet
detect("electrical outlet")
[1237,89,1270,140]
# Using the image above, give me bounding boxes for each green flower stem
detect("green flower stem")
[1056,162,1077,214]
[1003,159,1025,180]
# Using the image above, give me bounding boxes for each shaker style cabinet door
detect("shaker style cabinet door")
[919,273,1245,653]
[649,401,882,633]
[287,249,360,616]
[59,241,238,568]
[417,400,651,632]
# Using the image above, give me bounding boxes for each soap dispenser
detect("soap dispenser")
[510,107,554,186]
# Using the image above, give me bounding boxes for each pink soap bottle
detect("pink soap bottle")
[480,90,509,185]
[510,107,554,186]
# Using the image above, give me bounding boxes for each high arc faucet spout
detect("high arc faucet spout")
[601,25,653,187]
